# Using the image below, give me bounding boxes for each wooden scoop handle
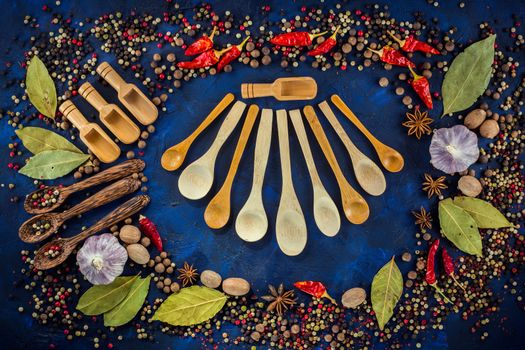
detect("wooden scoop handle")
[59,100,89,129]
[241,83,274,99]
[96,62,127,92]
[79,82,108,111]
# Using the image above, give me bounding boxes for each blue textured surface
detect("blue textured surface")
[0,0,524,349]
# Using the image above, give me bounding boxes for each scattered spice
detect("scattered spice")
[177,262,198,287]
[367,46,415,67]
[412,206,433,230]
[442,248,467,291]
[216,36,250,72]
[177,48,231,69]
[425,239,452,303]
[408,67,433,109]
[388,32,440,54]
[294,281,336,304]
[184,27,217,56]
[139,215,163,252]
[402,106,433,139]
[307,26,340,56]
[270,30,327,47]
[261,283,296,315]
[422,173,448,198]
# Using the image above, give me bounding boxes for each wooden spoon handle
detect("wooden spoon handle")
[276,110,294,190]
[205,101,247,158]
[59,177,141,220]
[251,108,273,192]
[241,83,274,99]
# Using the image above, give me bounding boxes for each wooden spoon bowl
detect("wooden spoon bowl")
[378,148,405,173]
[18,213,61,244]
[235,208,268,242]
[23,185,66,214]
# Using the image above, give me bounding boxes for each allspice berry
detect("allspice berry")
[458,175,483,197]
[479,119,500,138]
[464,109,486,129]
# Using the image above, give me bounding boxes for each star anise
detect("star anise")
[422,173,448,198]
[412,207,432,230]
[402,107,433,140]
[177,262,198,287]
[261,283,296,316]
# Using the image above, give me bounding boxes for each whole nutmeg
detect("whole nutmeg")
[464,109,486,129]
[126,244,150,265]
[479,119,499,138]
[458,175,483,197]
[341,287,367,308]
[222,277,250,296]
[119,225,141,244]
[200,270,222,289]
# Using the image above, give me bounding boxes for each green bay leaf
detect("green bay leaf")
[77,276,138,316]
[371,257,403,330]
[441,34,496,116]
[453,196,512,229]
[152,286,227,326]
[26,56,57,119]
[19,150,89,180]
[15,126,83,154]
[438,198,482,256]
[104,276,151,327]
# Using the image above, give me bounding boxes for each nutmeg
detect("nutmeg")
[126,243,150,265]
[479,119,499,138]
[458,175,483,197]
[119,225,141,244]
[464,109,486,129]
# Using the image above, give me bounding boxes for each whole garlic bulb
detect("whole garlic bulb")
[429,125,479,174]
[77,233,128,285]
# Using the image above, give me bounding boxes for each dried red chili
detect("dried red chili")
[426,239,452,304]
[442,248,466,291]
[217,36,250,72]
[294,281,336,304]
[307,25,340,56]
[177,47,231,69]
[388,32,440,55]
[408,66,433,109]
[270,30,327,47]
[139,215,163,252]
[185,27,217,56]
[368,46,415,68]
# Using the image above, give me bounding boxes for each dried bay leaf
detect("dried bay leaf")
[453,196,512,229]
[26,56,57,119]
[152,286,227,326]
[439,198,482,256]
[104,276,151,327]
[15,126,83,154]
[371,257,403,330]
[77,276,138,316]
[441,34,496,116]
[19,150,89,180]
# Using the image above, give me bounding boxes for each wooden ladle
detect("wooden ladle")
[289,109,340,237]
[161,93,235,171]
[235,108,273,242]
[331,94,405,173]
[275,109,307,256]
[241,77,317,101]
[33,195,150,270]
[318,101,386,196]
[178,101,246,200]
[19,177,141,243]
[23,159,145,214]
[303,106,370,224]
[204,105,260,229]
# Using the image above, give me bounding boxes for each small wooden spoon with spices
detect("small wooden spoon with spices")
[23,159,145,214]
[33,195,150,270]
[19,177,141,243]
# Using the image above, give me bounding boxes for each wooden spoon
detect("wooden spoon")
[289,109,340,237]
[204,105,260,229]
[161,93,235,171]
[241,77,317,101]
[331,94,404,173]
[235,108,273,242]
[275,109,307,256]
[303,106,370,224]
[23,159,145,214]
[33,195,150,270]
[178,101,246,200]
[19,177,141,243]
[318,101,386,196]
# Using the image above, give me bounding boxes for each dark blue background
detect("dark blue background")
[0,0,524,349]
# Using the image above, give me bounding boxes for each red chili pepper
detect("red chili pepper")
[270,30,328,47]
[368,46,415,68]
[442,248,467,292]
[388,32,440,55]
[294,281,336,304]
[217,36,250,72]
[408,66,433,109]
[426,239,452,304]
[177,47,231,69]
[307,25,340,56]
[184,27,217,56]
[139,215,163,252]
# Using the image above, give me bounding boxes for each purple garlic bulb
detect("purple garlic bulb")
[429,125,479,174]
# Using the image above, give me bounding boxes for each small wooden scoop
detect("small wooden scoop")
[97,62,158,125]
[161,93,235,171]
[331,95,404,173]
[241,77,317,101]
[19,177,141,243]
[79,82,140,144]
[60,100,121,163]
[204,105,260,229]
[33,195,150,270]
[23,159,145,214]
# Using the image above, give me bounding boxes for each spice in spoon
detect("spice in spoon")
[43,245,62,259]
[367,46,415,68]
[217,36,250,72]
[177,47,232,69]
[270,30,328,47]
[184,27,217,56]
[408,66,433,109]
[425,239,452,304]
[29,186,60,210]
[307,26,340,56]
[388,31,440,55]
[31,219,52,236]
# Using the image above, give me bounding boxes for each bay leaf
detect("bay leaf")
[104,276,151,327]
[438,198,482,256]
[453,196,512,229]
[152,286,227,326]
[26,56,57,119]
[371,256,403,330]
[77,276,138,316]
[441,34,496,116]
[19,150,89,180]
[15,126,83,154]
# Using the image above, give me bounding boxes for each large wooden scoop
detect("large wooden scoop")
[241,77,317,101]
